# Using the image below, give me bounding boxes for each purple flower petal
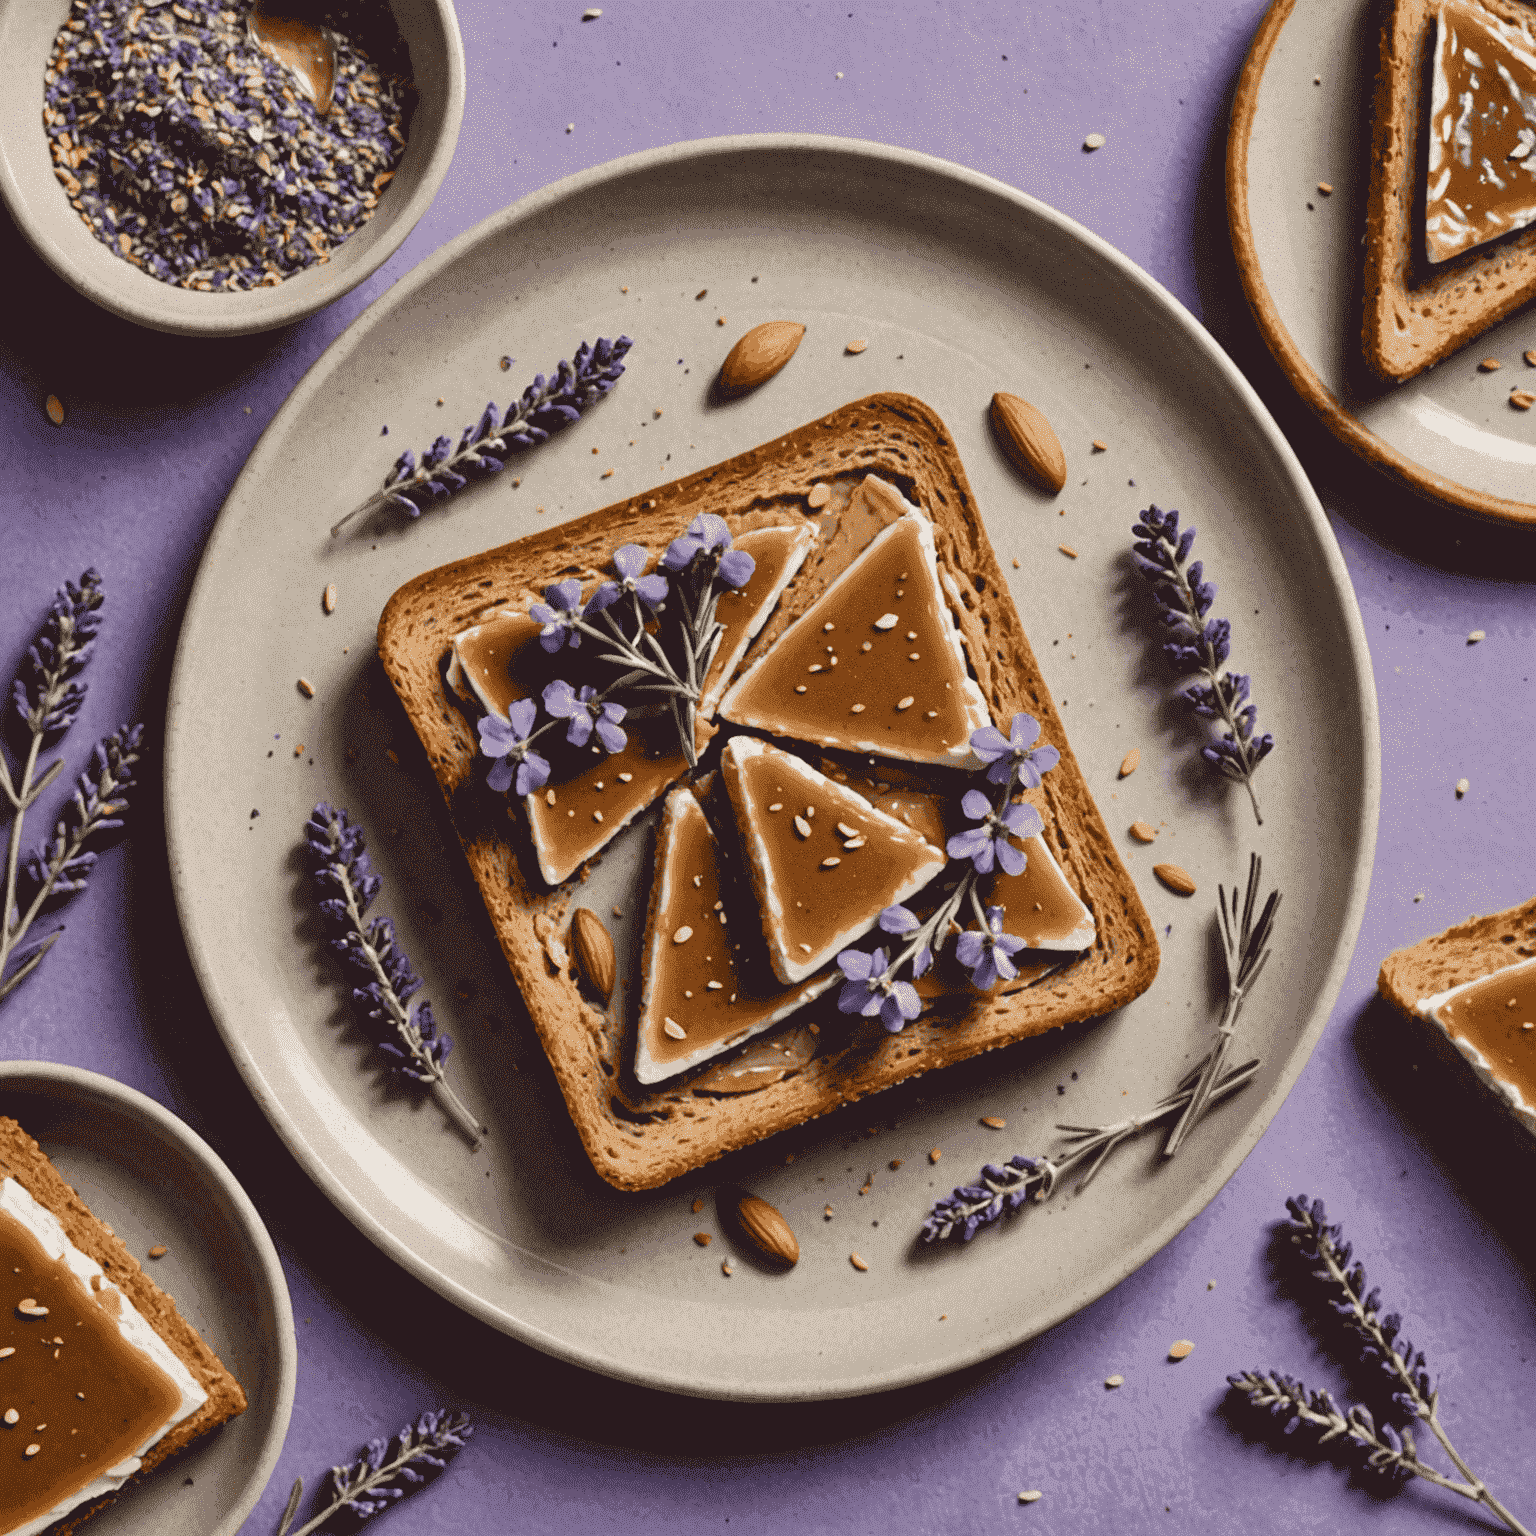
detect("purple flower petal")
[565,712,593,748]
[961,788,992,822]
[486,756,513,794]
[1001,801,1044,839]
[542,679,578,717]
[689,513,731,551]
[995,839,1027,878]
[838,979,871,1014]
[955,930,984,967]
[508,698,538,739]
[912,944,933,978]
[718,548,756,589]
[584,583,620,616]
[946,826,991,864]
[1008,713,1043,750]
[515,751,550,797]
[544,578,582,611]
[837,948,875,982]
[879,904,919,935]
[970,725,1011,761]
[478,715,515,757]
[634,573,669,606]
[613,543,647,579]
[662,536,701,571]
[595,715,628,754]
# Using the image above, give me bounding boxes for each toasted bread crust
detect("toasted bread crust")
[378,393,1160,1190]
[0,1117,246,1536]
[1378,895,1536,1012]
[1363,0,1536,382]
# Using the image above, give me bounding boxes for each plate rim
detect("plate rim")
[165,131,1381,1400]
[1227,0,1536,528]
[0,1058,297,1534]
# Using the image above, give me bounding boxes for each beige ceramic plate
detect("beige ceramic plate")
[1230,0,1536,525]
[0,1062,295,1536]
[166,135,1378,1400]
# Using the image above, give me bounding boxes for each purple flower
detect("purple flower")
[969,712,1060,788]
[945,789,1043,876]
[585,543,669,614]
[955,906,1026,990]
[835,946,922,1032]
[878,903,932,976]
[477,698,550,796]
[528,579,585,652]
[542,679,628,754]
[661,514,756,588]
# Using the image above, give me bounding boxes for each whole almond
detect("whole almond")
[1153,862,1197,896]
[735,1193,799,1266]
[1118,748,1140,778]
[989,392,1067,493]
[570,908,616,998]
[719,321,806,396]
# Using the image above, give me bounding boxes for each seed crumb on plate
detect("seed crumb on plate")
[1467,629,1486,643]
[1104,1374,1124,1388]
[980,1115,1006,1129]
[45,395,65,427]
[929,1147,942,1163]
[1479,357,1502,371]
[1455,778,1469,798]
[849,1252,868,1271]
[1018,1489,1043,1503]
[1059,544,1078,558]
[845,339,867,354]
[1168,1339,1195,1360]
[1084,131,1106,150]
[692,1232,711,1247]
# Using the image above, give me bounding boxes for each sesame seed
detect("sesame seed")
[908,652,920,661]
[45,395,65,427]
[322,583,337,614]
[546,789,557,805]
[707,981,723,989]
[795,684,808,692]
[618,772,632,782]
[836,822,858,838]
[823,621,836,632]
[980,1116,1006,1129]
[3,1411,16,1425]
[845,339,867,354]
[673,925,693,943]
[1456,778,1469,798]
[1104,1374,1124,1388]
[794,815,812,837]
[925,709,938,718]
[296,677,315,698]
[799,943,813,953]
[1059,544,1079,558]
[1468,629,1485,643]
[849,1252,869,1270]
[1168,1339,1195,1360]
[592,810,603,822]
[821,857,841,868]
[768,803,782,811]
[664,1018,686,1039]
[897,696,914,710]
[843,836,865,849]
[23,1444,39,1459]
[1018,1490,1042,1504]
[808,663,824,673]
[874,612,898,629]
[850,703,865,713]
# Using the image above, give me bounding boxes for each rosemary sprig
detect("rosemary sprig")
[920,1056,1261,1242]
[276,1409,473,1536]
[330,338,633,537]
[303,805,485,1143]
[1131,505,1273,825]
[1162,851,1279,1158]
[1228,1197,1531,1535]
[2,571,143,1001]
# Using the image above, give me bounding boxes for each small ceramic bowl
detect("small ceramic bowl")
[0,0,464,337]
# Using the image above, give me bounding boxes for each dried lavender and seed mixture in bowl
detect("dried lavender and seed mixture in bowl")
[44,0,410,293]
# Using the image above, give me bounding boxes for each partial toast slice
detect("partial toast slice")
[378,393,1160,1191]
[1378,896,1536,1135]
[0,1118,245,1535]
[1363,0,1536,381]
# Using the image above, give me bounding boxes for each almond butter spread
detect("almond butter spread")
[0,1207,185,1533]
[1428,956,1536,1106]
[1425,2,1536,263]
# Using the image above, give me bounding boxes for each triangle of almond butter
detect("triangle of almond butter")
[721,735,948,984]
[634,785,836,1085]
[717,499,992,767]
[1363,0,1536,380]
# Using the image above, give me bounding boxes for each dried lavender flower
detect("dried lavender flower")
[303,804,484,1142]
[331,339,633,536]
[1227,1198,1530,1534]
[1131,505,1273,825]
[920,1057,1260,1243]
[2,571,140,1003]
[277,1409,473,1536]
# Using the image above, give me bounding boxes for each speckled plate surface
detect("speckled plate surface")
[1229,0,1536,525]
[165,135,1378,1400]
[0,1061,295,1536]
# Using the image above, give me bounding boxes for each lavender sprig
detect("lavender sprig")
[330,338,634,537]
[2,571,141,1002]
[1161,851,1279,1158]
[1227,1198,1530,1535]
[276,1409,473,1536]
[303,805,484,1143]
[1131,505,1272,825]
[833,713,1057,1032]
[920,1056,1260,1242]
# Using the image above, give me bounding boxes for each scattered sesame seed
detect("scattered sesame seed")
[850,703,865,713]
[1480,357,1502,371]
[1168,1339,1195,1360]
[849,1252,869,1270]
[1317,181,1333,194]
[1084,131,1107,150]
[799,942,812,953]
[925,709,938,718]
[45,395,65,427]
[23,1445,39,1459]
[1468,629,1486,643]
[1104,1374,1124,1388]
[1456,778,1469,797]
[617,772,632,782]
[794,815,812,838]
[296,677,315,698]
[672,925,693,944]
[821,857,841,868]
[3,1411,16,1425]
[147,1245,168,1259]
[836,822,858,838]
[663,1018,686,1039]
[980,1116,1006,1129]
[322,583,337,614]
[1130,821,1156,843]
[1091,439,1107,452]
[1059,544,1079,558]
[721,1260,733,1276]
[1018,1490,1043,1504]
[896,696,914,710]
[846,339,867,354]
[769,803,783,811]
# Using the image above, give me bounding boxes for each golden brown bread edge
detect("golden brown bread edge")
[1378,895,1536,1014]
[1363,0,1536,383]
[378,392,1160,1191]
[0,1117,247,1536]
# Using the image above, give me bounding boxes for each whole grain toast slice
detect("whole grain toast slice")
[0,1117,247,1535]
[1363,0,1536,382]
[378,393,1160,1191]
[1378,894,1536,1009]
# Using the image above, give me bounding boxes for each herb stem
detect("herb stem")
[331,856,485,1144]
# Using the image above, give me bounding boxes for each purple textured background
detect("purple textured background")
[3,1,1534,1531]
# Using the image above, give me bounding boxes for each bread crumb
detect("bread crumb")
[1018,1489,1043,1503]
[296,677,315,698]
[1317,181,1333,194]
[1467,630,1486,643]
[1511,390,1535,411]
[1456,778,1469,798]
[1130,821,1156,843]
[322,583,337,614]
[1479,357,1502,371]
[720,1260,733,1276]
[691,1197,703,1214]
[45,395,65,426]
[1058,544,1078,558]
[845,339,868,354]
[1119,747,1140,777]
[1091,439,1107,452]
[980,1115,1006,1129]
[1104,1373,1124,1388]
[692,1232,711,1247]
[1012,557,1020,568]
[147,1245,168,1259]
[1083,131,1106,150]
[849,1252,869,1271]
[1525,350,1536,367]
[889,1158,903,1170]
[1207,1279,1217,1290]
[929,1147,942,1163]
[1168,1339,1195,1360]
